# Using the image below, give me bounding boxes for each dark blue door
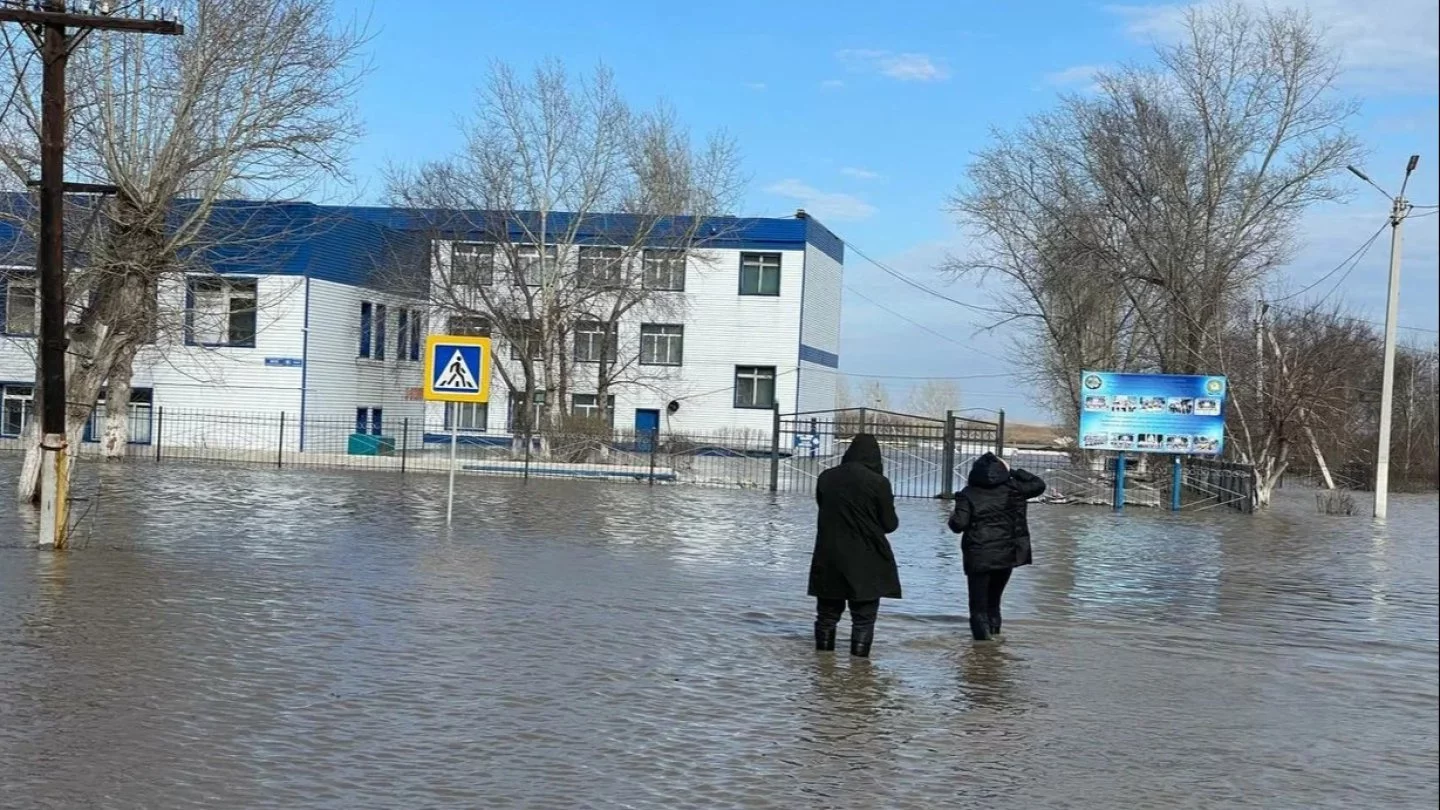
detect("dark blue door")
[634,409,660,451]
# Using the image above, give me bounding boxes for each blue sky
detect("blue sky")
[334,0,1439,423]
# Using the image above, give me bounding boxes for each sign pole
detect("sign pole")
[423,334,491,527]
[1114,452,1127,512]
[1171,455,1183,512]
[446,422,458,526]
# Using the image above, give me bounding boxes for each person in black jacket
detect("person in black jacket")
[947,452,1046,641]
[807,433,902,658]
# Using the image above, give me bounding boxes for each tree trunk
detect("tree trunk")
[102,346,138,459]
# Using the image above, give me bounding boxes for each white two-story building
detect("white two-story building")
[1,199,843,453]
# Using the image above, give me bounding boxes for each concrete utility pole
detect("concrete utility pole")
[1348,156,1420,520]
[0,1,182,549]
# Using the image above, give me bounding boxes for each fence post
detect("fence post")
[858,407,867,435]
[941,410,957,496]
[523,427,532,480]
[1114,451,1127,512]
[769,403,781,493]
[277,412,286,469]
[154,406,164,464]
[648,427,658,485]
[1171,455,1183,512]
[995,408,1006,456]
[401,417,410,474]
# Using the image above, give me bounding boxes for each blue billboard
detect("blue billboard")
[1077,371,1227,456]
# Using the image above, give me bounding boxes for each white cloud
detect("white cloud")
[1043,64,1105,91]
[1104,0,1438,92]
[820,79,846,91]
[837,49,951,82]
[840,167,882,181]
[764,179,877,221]
[745,82,768,92]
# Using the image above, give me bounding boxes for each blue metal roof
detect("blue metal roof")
[0,195,843,286]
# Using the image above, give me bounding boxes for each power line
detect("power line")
[841,237,1010,316]
[1269,220,1388,303]
[1266,301,1439,335]
[843,283,974,349]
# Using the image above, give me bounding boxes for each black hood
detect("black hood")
[967,452,1011,488]
[843,433,884,475]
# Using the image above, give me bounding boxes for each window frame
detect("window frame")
[358,301,373,358]
[447,315,492,338]
[733,365,778,409]
[374,304,388,361]
[509,319,543,361]
[577,246,624,289]
[573,319,618,364]
[738,252,782,297]
[641,249,686,292]
[639,323,684,367]
[2,275,38,336]
[570,393,616,428]
[185,276,258,348]
[447,401,489,433]
[1,383,36,438]
[451,242,496,287]
[514,245,558,287]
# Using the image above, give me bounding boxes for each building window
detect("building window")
[452,242,495,286]
[84,388,154,445]
[3,276,38,336]
[514,245,557,287]
[574,320,617,364]
[186,277,257,347]
[734,365,777,409]
[448,401,488,432]
[397,309,410,359]
[571,393,615,428]
[509,319,542,360]
[374,304,388,360]
[409,310,423,361]
[359,302,373,357]
[639,324,683,366]
[739,252,782,296]
[507,390,548,432]
[578,246,623,289]
[354,407,383,435]
[447,315,491,337]
[1,384,35,437]
[642,249,685,291]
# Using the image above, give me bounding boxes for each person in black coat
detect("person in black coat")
[807,433,902,658]
[947,452,1046,641]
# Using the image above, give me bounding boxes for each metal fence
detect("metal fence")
[775,408,1002,498]
[0,405,1003,498]
[2,406,1259,511]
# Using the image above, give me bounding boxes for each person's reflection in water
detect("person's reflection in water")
[796,655,903,795]
[954,645,1026,715]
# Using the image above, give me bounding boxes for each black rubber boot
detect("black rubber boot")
[814,623,836,652]
[850,626,874,658]
[989,611,1002,637]
[969,615,992,642]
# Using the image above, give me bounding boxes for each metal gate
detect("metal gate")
[772,408,1002,499]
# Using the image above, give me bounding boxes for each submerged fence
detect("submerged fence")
[0,405,1004,499]
[1,405,1257,510]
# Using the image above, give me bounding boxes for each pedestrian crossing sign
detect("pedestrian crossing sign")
[423,335,492,403]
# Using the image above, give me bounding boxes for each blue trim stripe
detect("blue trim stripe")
[799,344,839,369]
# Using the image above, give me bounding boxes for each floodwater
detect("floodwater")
[1,459,1436,809]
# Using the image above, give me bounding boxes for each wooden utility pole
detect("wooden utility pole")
[0,1,181,549]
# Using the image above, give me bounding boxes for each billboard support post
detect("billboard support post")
[1171,455,1183,512]
[1114,452,1127,511]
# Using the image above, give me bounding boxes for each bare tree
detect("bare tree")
[1,0,365,502]
[945,2,1360,501]
[905,379,962,418]
[386,62,742,445]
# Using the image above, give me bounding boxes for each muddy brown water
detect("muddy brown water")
[1,459,1437,809]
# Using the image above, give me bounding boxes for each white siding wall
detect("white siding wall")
[302,278,427,451]
[797,242,843,415]
[424,245,805,442]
